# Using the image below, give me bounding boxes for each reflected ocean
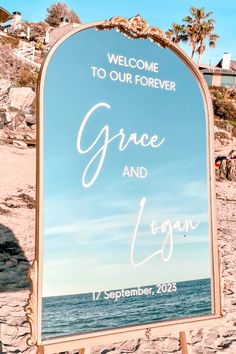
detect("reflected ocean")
[42,278,211,339]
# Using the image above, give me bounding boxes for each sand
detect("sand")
[0,143,35,353]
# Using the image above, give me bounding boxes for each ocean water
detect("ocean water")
[42,278,211,339]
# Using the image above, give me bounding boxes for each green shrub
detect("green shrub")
[210,87,236,121]
[214,131,228,140]
[14,66,38,89]
[228,90,236,100]
[227,120,236,128]
[214,119,227,129]
[213,99,236,120]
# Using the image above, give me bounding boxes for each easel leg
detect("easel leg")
[179,331,188,354]
[79,349,91,354]
[37,346,44,354]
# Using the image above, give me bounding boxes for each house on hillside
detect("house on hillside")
[1,8,79,47]
[200,53,236,89]
[11,11,23,31]
[0,8,23,34]
[0,6,13,30]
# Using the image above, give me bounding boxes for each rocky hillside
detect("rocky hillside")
[0,35,39,147]
[0,35,38,88]
[211,87,236,127]
[212,87,236,181]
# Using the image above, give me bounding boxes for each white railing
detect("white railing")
[15,41,40,68]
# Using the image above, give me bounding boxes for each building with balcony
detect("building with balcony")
[0,6,13,29]
[200,53,236,89]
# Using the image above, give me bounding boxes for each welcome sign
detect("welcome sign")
[31,16,221,352]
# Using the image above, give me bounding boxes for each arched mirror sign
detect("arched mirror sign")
[28,16,222,353]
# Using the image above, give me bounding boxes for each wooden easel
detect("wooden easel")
[79,349,90,354]
[179,331,190,354]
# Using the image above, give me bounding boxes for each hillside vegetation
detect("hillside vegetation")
[210,86,236,128]
[0,36,38,90]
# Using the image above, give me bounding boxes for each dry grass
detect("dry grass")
[0,35,19,49]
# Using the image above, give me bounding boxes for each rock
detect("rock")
[22,106,35,115]
[4,111,13,124]
[16,122,27,131]
[8,132,24,140]
[118,339,140,352]
[25,113,36,125]
[0,128,7,139]
[13,113,25,125]
[8,87,36,110]
[216,152,236,182]
[13,140,28,149]
[0,103,8,110]
[0,111,5,128]
[227,160,236,181]
[0,111,13,128]
[25,131,36,140]
[0,79,11,97]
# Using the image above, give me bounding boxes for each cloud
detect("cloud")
[182,180,208,199]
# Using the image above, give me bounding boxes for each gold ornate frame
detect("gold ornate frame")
[28,16,223,354]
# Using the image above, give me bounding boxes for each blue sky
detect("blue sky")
[41,28,211,297]
[2,0,236,65]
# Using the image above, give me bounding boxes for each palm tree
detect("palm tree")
[166,23,188,44]
[196,29,219,66]
[184,23,199,59]
[183,7,219,65]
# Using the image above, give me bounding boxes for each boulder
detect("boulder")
[25,130,36,140]
[25,113,36,125]
[8,87,36,110]
[226,159,236,181]
[0,79,11,97]
[217,159,236,182]
[0,111,5,129]
[4,111,13,124]
[13,114,26,128]
[13,140,28,149]
[0,111,13,128]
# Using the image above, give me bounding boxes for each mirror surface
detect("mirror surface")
[41,27,212,339]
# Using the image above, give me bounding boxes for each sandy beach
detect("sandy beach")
[0,143,35,353]
[0,139,236,353]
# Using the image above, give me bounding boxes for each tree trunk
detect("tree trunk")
[197,53,202,66]
[197,42,204,66]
